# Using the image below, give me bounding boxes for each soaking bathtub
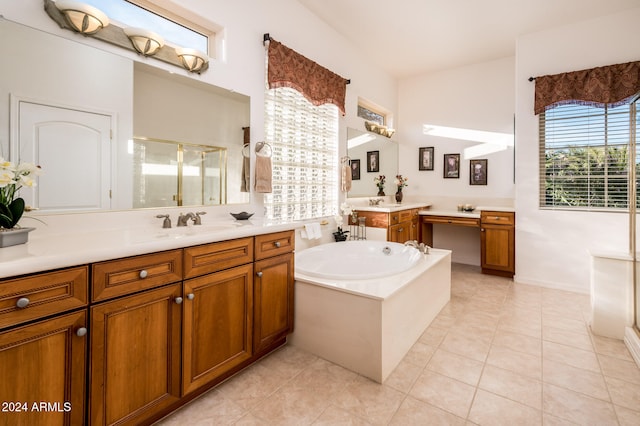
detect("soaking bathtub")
[291,240,451,383]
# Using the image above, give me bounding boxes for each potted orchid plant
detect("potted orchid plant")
[394,174,408,203]
[0,158,42,246]
[333,203,353,242]
[374,175,386,196]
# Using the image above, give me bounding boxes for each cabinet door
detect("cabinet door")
[389,222,411,243]
[0,310,87,426]
[481,224,515,275]
[254,253,294,353]
[409,218,419,241]
[89,284,182,426]
[182,264,253,395]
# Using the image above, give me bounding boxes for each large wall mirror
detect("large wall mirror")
[0,18,250,213]
[347,127,398,197]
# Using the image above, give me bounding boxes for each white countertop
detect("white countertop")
[0,218,299,279]
[419,206,515,219]
[353,202,432,213]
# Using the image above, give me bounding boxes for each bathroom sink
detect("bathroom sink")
[142,222,244,241]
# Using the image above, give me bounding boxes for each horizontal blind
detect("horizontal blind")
[264,86,339,221]
[539,102,639,210]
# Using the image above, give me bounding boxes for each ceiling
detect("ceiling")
[297,0,640,78]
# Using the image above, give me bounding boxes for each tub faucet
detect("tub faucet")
[177,212,196,227]
[404,240,431,254]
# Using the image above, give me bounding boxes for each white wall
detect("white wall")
[515,7,640,292]
[397,56,516,264]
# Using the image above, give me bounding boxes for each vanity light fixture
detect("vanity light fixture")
[175,47,209,73]
[54,0,110,35]
[123,28,165,56]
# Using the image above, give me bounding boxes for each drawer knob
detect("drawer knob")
[274,241,281,248]
[494,216,501,220]
[174,297,183,305]
[256,271,263,278]
[398,228,404,232]
[187,293,195,300]
[16,297,30,309]
[76,327,87,337]
[139,269,148,279]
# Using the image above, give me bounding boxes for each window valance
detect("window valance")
[534,60,640,114]
[267,38,348,115]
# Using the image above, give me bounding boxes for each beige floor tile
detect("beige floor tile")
[543,326,594,352]
[604,375,640,410]
[250,386,332,425]
[542,412,580,425]
[468,389,542,426]
[216,363,289,410]
[233,412,271,425]
[409,370,476,418]
[492,329,542,357]
[389,396,466,426]
[330,377,406,425]
[599,353,640,385]
[542,314,589,336]
[542,383,618,425]
[384,359,422,393]
[478,365,542,409]
[426,349,484,386]
[498,314,542,339]
[288,357,359,394]
[439,331,492,363]
[614,404,640,426]
[486,345,542,380]
[430,313,458,330]
[542,341,600,373]
[156,389,246,426]
[542,359,609,401]
[418,325,448,346]
[402,341,437,368]
[591,334,635,362]
[312,405,371,425]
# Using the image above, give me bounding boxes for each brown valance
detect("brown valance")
[534,60,640,114]
[267,38,348,115]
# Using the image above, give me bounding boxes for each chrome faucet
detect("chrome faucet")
[194,211,206,225]
[177,212,196,227]
[369,198,384,206]
[156,214,171,228]
[404,240,431,254]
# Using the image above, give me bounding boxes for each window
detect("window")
[82,0,214,55]
[264,87,339,222]
[540,100,639,210]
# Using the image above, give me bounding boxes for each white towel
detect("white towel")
[303,223,322,239]
[341,163,352,192]
[304,224,317,239]
[311,222,322,238]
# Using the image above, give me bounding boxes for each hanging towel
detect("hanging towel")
[341,163,352,192]
[241,156,250,192]
[255,155,272,193]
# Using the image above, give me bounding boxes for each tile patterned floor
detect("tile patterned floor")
[157,263,640,425]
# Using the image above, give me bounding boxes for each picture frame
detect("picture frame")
[367,150,379,173]
[443,153,460,178]
[351,159,361,180]
[418,147,434,171]
[470,159,488,185]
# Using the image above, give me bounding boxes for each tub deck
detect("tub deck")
[290,248,451,383]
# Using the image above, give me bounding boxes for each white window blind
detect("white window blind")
[540,101,639,210]
[264,86,339,221]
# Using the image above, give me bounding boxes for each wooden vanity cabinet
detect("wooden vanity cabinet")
[480,211,515,277]
[0,267,89,426]
[181,238,254,395]
[355,207,425,244]
[254,231,295,354]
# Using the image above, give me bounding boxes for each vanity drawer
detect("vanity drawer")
[255,231,295,260]
[0,266,88,329]
[92,249,183,302]
[481,211,515,226]
[422,215,480,227]
[397,210,414,222]
[184,237,254,279]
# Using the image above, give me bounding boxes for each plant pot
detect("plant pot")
[395,189,403,203]
[377,189,385,196]
[0,227,34,248]
[333,232,348,242]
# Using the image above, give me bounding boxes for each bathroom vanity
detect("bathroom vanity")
[0,224,295,426]
[351,203,429,243]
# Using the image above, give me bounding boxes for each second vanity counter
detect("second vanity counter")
[0,218,299,278]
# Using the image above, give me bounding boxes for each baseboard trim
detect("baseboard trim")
[625,327,640,368]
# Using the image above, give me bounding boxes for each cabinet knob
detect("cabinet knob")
[481,228,485,232]
[187,293,195,300]
[398,228,404,232]
[494,216,501,220]
[76,327,87,337]
[174,297,183,304]
[274,241,281,248]
[256,271,263,278]
[16,297,30,309]
[139,269,148,279]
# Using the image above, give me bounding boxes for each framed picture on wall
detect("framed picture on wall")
[419,147,434,171]
[443,153,460,178]
[367,151,379,172]
[470,159,488,185]
[351,159,361,180]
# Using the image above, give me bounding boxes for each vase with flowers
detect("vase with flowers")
[0,158,42,247]
[374,175,386,196]
[333,203,353,242]
[394,174,408,204]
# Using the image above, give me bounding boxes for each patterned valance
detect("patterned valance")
[267,39,348,115]
[534,61,640,114]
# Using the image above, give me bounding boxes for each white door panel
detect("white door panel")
[18,101,112,211]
